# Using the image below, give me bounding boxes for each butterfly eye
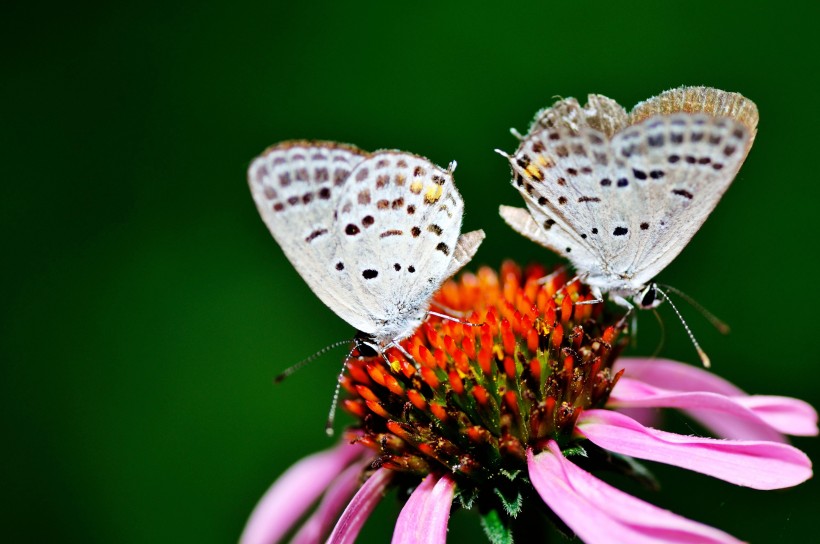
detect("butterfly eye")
[637,284,661,309]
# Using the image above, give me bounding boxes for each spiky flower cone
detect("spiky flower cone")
[341,262,626,530]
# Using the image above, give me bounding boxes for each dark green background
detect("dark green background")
[4,1,818,542]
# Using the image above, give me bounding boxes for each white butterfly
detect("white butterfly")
[499,87,758,313]
[248,140,485,354]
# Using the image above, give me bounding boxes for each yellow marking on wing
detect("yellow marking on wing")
[536,155,553,167]
[525,164,544,181]
[410,180,423,194]
[424,184,443,203]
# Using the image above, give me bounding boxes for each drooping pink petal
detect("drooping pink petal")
[607,376,786,442]
[327,467,393,544]
[610,377,817,441]
[613,358,745,396]
[290,459,369,544]
[735,395,818,436]
[577,409,812,490]
[392,473,456,544]
[613,406,662,428]
[528,442,743,544]
[612,359,818,441]
[240,442,367,544]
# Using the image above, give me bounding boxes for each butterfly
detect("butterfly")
[248,140,485,355]
[499,86,758,314]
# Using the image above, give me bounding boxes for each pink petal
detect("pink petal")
[737,396,818,436]
[609,378,817,442]
[613,358,745,396]
[577,409,813,490]
[392,474,456,544]
[613,406,662,428]
[327,467,393,544]
[612,359,818,441]
[290,459,368,544]
[528,442,743,544]
[241,442,366,544]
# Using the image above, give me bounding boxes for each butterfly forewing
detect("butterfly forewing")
[334,152,464,341]
[510,99,618,276]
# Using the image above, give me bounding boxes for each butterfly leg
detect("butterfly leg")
[427,310,484,328]
[536,266,568,286]
[430,300,467,319]
[612,295,635,327]
[385,340,418,368]
[576,285,604,306]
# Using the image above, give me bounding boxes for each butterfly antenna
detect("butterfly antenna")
[657,283,730,335]
[655,287,711,368]
[325,343,360,436]
[509,127,524,141]
[494,148,511,159]
[650,308,666,359]
[274,339,351,383]
[447,160,458,174]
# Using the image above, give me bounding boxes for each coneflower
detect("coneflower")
[242,263,816,544]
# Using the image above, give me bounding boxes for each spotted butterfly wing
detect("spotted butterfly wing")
[249,141,484,345]
[334,152,480,343]
[500,87,758,295]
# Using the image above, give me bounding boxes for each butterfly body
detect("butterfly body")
[500,87,758,309]
[248,140,484,351]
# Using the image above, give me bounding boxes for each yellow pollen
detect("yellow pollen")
[389,359,401,373]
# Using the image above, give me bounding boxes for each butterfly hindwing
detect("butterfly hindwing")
[505,87,758,292]
[607,111,756,285]
[334,152,467,340]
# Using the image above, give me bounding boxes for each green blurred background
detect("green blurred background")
[4,0,819,541]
